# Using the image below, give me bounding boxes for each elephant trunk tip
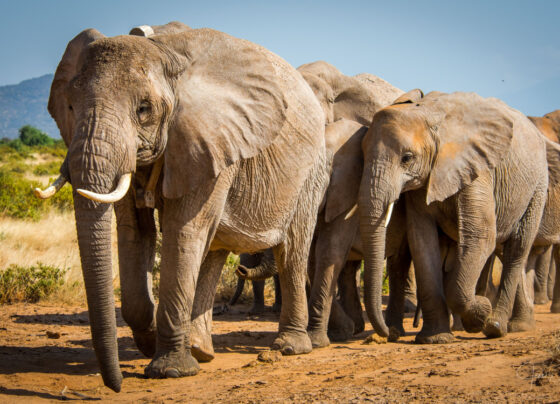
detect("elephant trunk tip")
[103,373,123,393]
[236,265,250,279]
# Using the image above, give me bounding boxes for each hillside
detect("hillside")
[0,74,58,139]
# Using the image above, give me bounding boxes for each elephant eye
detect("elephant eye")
[401,152,414,165]
[137,101,152,124]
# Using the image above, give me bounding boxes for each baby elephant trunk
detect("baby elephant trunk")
[236,250,277,281]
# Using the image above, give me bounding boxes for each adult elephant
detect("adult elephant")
[36,26,330,391]
[360,90,548,343]
[233,62,412,347]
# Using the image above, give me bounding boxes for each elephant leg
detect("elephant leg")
[534,246,552,304]
[337,260,364,335]
[406,197,452,344]
[404,265,418,313]
[548,251,556,301]
[307,215,357,348]
[483,190,545,338]
[508,269,535,332]
[272,274,282,313]
[191,250,229,362]
[114,192,157,358]
[475,254,495,299]
[249,280,266,314]
[145,186,227,379]
[551,247,560,313]
[385,241,413,338]
[327,297,355,342]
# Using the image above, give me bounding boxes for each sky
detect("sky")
[0,0,558,116]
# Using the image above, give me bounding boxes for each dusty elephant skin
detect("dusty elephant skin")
[43,23,330,392]
[360,90,549,344]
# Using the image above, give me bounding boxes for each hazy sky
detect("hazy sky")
[0,0,558,116]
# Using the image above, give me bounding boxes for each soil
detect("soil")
[0,302,559,403]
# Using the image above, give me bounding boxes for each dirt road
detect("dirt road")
[0,302,559,403]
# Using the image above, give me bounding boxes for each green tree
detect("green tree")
[18,125,54,147]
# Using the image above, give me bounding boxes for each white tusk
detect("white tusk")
[34,175,67,199]
[77,173,132,203]
[129,25,155,37]
[385,202,394,227]
[344,204,358,220]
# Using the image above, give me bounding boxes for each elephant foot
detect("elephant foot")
[191,334,215,363]
[451,314,464,332]
[482,315,508,338]
[461,296,492,333]
[352,315,365,335]
[414,331,454,344]
[327,312,355,342]
[145,348,200,379]
[507,318,535,333]
[248,302,266,315]
[133,327,156,358]
[308,329,330,348]
[272,331,312,355]
[388,326,403,342]
[551,302,560,313]
[533,291,549,305]
[385,319,405,338]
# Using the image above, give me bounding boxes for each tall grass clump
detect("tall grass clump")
[0,263,67,304]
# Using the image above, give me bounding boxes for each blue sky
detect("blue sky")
[0,0,558,116]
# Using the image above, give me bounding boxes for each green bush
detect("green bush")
[19,125,55,147]
[33,161,61,176]
[0,263,67,304]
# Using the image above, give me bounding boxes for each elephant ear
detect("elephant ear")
[545,138,560,189]
[324,119,367,222]
[48,29,105,146]
[425,92,514,204]
[155,29,288,198]
[392,88,424,105]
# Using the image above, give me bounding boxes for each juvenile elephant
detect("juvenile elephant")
[37,25,330,391]
[360,90,548,343]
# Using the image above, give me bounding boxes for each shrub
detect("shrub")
[33,161,61,176]
[0,263,67,304]
[18,125,55,147]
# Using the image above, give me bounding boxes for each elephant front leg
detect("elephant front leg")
[145,193,225,379]
[307,216,357,348]
[507,270,535,332]
[551,247,560,313]
[533,246,552,305]
[337,260,365,335]
[114,192,157,357]
[385,244,412,339]
[406,198,453,344]
[190,250,229,362]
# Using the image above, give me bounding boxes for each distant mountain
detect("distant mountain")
[0,74,58,139]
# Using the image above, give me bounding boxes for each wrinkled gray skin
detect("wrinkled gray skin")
[47,24,330,391]
[361,90,548,344]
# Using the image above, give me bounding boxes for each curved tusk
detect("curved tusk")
[344,204,358,220]
[385,202,394,227]
[129,25,155,37]
[34,175,67,199]
[77,173,132,203]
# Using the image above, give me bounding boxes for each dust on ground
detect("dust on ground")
[0,303,559,403]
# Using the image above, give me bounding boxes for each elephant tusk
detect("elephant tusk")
[34,175,67,199]
[77,173,132,203]
[344,204,358,220]
[385,202,394,227]
[129,25,155,37]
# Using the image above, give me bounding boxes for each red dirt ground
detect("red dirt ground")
[0,302,559,403]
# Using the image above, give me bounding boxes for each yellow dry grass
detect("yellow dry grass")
[0,210,119,303]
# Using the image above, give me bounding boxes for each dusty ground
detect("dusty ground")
[0,302,559,403]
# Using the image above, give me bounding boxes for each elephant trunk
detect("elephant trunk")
[359,164,397,338]
[67,114,135,392]
[236,250,277,281]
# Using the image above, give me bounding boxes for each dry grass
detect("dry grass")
[0,210,119,304]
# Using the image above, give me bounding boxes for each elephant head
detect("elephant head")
[359,90,514,336]
[529,110,560,143]
[297,61,402,126]
[43,26,291,391]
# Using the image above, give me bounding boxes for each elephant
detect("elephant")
[360,89,549,344]
[223,62,414,347]
[36,25,331,391]
[529,110,560,143]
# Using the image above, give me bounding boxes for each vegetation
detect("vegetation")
[18,125,55,147]
[0,263,67,304]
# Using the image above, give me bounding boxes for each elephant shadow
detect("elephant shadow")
[10,308,128,327]
[0,386,100,401]
[212,330,278,355]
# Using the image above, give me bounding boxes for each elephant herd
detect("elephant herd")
[33,22,560,392]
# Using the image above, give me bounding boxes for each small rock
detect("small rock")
[362,334,387,344]
[46,331,61,339]
[257,350,282,363]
